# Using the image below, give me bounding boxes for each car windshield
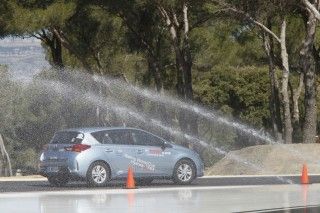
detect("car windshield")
[50,131,83,144]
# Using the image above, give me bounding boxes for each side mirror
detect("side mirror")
[161,141,172,150]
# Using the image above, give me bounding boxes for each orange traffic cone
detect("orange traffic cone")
[301,164,310,184]
[126,167,136,189]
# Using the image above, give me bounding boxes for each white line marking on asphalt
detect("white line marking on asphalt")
[0,185,264,198]
[0,177,46,181]
[2,174,320,182]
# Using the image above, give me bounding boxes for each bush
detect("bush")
[12,148,39,175]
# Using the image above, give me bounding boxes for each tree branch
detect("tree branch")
[190,8,231,30]
[51,27,93,72]
[183,2,189,35]
[302,0,320,21]
[32,33,44,42]
[211,0,281,43]
[32,29,53,47]
[226,8,281,43]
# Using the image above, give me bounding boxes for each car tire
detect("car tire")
[86,161,111,187]
[48,175,69,187]
[173,159,196,185]
[136,177,154,186]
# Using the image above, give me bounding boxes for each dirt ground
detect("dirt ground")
[206,144,320,175]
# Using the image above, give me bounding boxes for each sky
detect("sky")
[0,37,50,80]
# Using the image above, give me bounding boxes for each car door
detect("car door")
[131,130,174,177]
[92,129,137,178]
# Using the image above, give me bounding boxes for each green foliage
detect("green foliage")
[10,1,76,33]
[0,0,13,36]
[0,66,19,137]
[62,5,124,69]
[194,66,270,128]
[11,148,38,174]
[191,20,266,69]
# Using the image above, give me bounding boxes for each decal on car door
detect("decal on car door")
[147,148,171,157]
[124,153,155,172]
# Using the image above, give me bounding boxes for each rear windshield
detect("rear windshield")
[50,131,84,144]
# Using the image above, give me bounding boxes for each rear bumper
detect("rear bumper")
[39,152,80,177]
[39,166,67,178]
[39,166,83,180]
[39,151,91,179]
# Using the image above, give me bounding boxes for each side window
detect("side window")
[108,130,133,145]
[132,131,164,147]
[91,131,113,144]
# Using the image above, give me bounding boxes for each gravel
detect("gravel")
[206,144,320,175]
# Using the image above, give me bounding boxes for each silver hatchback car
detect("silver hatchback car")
[39,127,204,187]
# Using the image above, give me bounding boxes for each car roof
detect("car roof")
[59,127,143,134]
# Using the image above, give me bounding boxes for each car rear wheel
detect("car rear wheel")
[173,159,196,185]
[86,161,110,187]
[48,175,69,187]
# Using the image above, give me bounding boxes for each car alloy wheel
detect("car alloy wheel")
[87,161,110,187]
[177,164,192,182]
[92,165,107,184]
[173,159,196,185]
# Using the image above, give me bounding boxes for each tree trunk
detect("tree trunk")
[146,56,169,138]
[148,55,164,92]
[158,6,187,136]
[51,32,64,69]
[51,27,94,74]
[262,25,282,141]
[279,20,293,144]
[158,5,185,98]
[35,29,64,70]
[301,12,317,143]
[292,73,304,124]
[0,134,12,177]
[182,2,192,101]
[158,3,198,146]
[290,72,304,143]
[182,2,198,137]
[95,83,106,126]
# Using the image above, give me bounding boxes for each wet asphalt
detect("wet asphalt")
[1,175,320,193]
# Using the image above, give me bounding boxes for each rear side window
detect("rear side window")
[50,131,84,144]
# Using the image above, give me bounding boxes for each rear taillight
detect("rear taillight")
[65,144,91,153]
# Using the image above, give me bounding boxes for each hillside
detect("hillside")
[206,144,320,175]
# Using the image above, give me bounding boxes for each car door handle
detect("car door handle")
[105,148,113,153]
[137,149,144,154]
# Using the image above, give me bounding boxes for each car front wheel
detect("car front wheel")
[173,159,196,185]
[86,161,111,187]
